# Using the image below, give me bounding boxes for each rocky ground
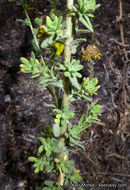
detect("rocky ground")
[0,0,129,189]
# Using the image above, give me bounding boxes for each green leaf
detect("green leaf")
[86,13,94,17]
[80,94,92,101]
[46,150,51,157]
[79,0,83,10]
[79,16,93,32]
[70,171,82,184]
[44,180,54,187]
[33,163,39,168]
[28,156,37,162]
[56,16,63,29]
[93,104,101,114]
[41,38,50,48]
[70,137,85,150]
[39,163,44,171]
[84,14,93,32]
[33,28,39,36]
[32,39,41,54]
[20,57,30,65]
[60,65,66,70]
[39,137,45,144]
[64,72,70,77]
[53,124,61,137]
[34,167,40,173]
[34,18,43,26]
[70,76,80,89]
[46,16,53,28]
[24,18,31,26]
[95,4,101,9]
[17,18,30,26]
[44,104,56,108]
[38,145,44,154]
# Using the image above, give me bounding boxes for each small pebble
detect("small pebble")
[4,94,11,103]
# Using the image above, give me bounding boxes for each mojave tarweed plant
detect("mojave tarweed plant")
[9,0,101,189]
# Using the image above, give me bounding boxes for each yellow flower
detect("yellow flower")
[55,42,64,56]
[55,42,60,48]
[56,50,61,56]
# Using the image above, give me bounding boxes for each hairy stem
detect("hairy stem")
[57,0,73,186]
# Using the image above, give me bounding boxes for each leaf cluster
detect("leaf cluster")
[28,136,62,173]
[41,14,67,48]
[80,77,100,95]
[71,0,100,33]
[53,106,74,137]
[60,59,83,89]
[20,52,63,89]
[65,103,101,149]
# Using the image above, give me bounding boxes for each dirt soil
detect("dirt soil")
[0,0,130,190]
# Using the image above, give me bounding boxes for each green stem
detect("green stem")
[23,7,46,69]
[57,0,73,186]
[24,9,40,49]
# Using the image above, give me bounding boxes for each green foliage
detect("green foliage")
[71,0,100,33]
[60,59,83,89]
[20,52,63,89]
[34,18,43,26]
[41,14,67,48]
[28,137,62,173]
[81,77,100,95]
[65,169,82,185]
[42,180,63,190]
[53,106,74,137]
[71,38,86,54]
[36,180,63,190]
[65,103,101,149]
[28,155,54,174]
[65,122,85,150]
[70,77,100,102]
[9,0,102,189]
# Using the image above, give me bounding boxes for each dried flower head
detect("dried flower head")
[37,25,50,38]
[82,45,101,62]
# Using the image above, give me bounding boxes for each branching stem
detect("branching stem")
[24,7,46,67]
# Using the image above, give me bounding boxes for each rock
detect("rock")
[4,94,11,103]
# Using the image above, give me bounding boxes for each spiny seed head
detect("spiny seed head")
[82,45,101,62]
